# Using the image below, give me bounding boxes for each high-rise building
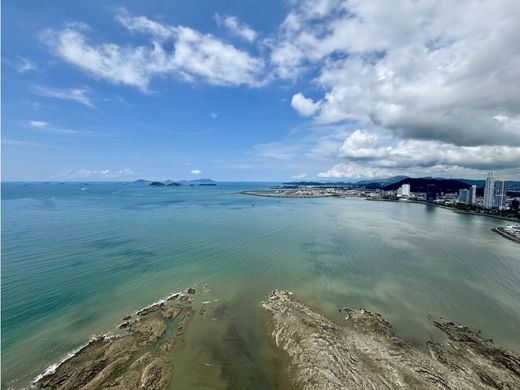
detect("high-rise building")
[457,189,471,204]
[483,172,495,209]
[399,184,411,197]
[469,185,477,205]
[493,180,507,210]
[426,184,437,202]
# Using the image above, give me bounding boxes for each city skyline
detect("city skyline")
[3,0,520,181]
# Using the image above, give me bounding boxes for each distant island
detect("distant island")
[133,179,218,187]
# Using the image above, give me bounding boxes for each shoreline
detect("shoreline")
[240,190,520,222]
[239,190,336,198]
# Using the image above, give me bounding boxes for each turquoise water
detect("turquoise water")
[2,182,520,388]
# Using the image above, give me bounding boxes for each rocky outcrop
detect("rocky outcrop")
[262,290,520,390]
[33,287,199,390]
[128,316,167,344]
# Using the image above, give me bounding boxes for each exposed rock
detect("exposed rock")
[35,336,137,390]
[140,357,173,389]
[187,287,196,294]
[136,302,164,317]
[118,321,131,329]
[128,317,167,344]
[166,293,180,301]
[160,308,194,352]
[33,291,195,390]
[160,305,182,320]
[176,310,194,337]
[262,290,520,390]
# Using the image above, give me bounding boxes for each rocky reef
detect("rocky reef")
[33,288,199,390]
[261,290,520,390]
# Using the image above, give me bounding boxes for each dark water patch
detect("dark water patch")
[207,322,273,390]
[124,200,184,210]
[90,238,135,250]
[113,248,157,258]
[35,198,57,210]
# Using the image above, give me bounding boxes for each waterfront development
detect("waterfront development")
[2,181,520,389]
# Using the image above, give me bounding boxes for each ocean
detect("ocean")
[2,182,519,388]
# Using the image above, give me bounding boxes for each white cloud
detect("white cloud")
[1,139,44,147]
[33,86,95,108]
[318,162,391,179]
[215,14,257,42]
[210,112,219,119]
[51,168,134,180]
[271,0,520,148]
[44,11,265,91]
[116,11,174,40]
[17,57,36,73]
[191,169,202,175]
[291,93,321,116]
[29,120,48,128]
[292,173,307,179]
[28,120,92,135]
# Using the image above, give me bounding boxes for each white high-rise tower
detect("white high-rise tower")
[470,185,477,205]
[483,172,495,209]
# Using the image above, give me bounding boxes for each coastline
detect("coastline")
[241,190,520,222]
[239,190,336,198]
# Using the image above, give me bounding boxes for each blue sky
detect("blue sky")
[3,0,520,181]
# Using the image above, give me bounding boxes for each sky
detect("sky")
[2,0,520,181]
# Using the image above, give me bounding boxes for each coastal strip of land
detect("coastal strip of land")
[241,189,520,222]
[261,290,520,390]
[240,190,336,198]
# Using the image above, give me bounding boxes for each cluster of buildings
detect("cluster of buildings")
[457,185,477,205]
[392,171,517,211]
[455,172,509,210]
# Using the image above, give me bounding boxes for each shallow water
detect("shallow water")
[2,182,519,388]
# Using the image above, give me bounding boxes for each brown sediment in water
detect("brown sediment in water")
[261,289,520,390]
[32,288,197,390]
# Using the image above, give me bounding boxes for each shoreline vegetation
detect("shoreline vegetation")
[262,290,520,390]
[29,289,520,390]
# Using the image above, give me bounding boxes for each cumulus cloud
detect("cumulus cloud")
[276,0,520,148]
[291,93,321,116]
[191,169,202,175]
[43,11,265,91]
[292,173,307,179]
[33,86,95,108]
[215,14,257,42]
